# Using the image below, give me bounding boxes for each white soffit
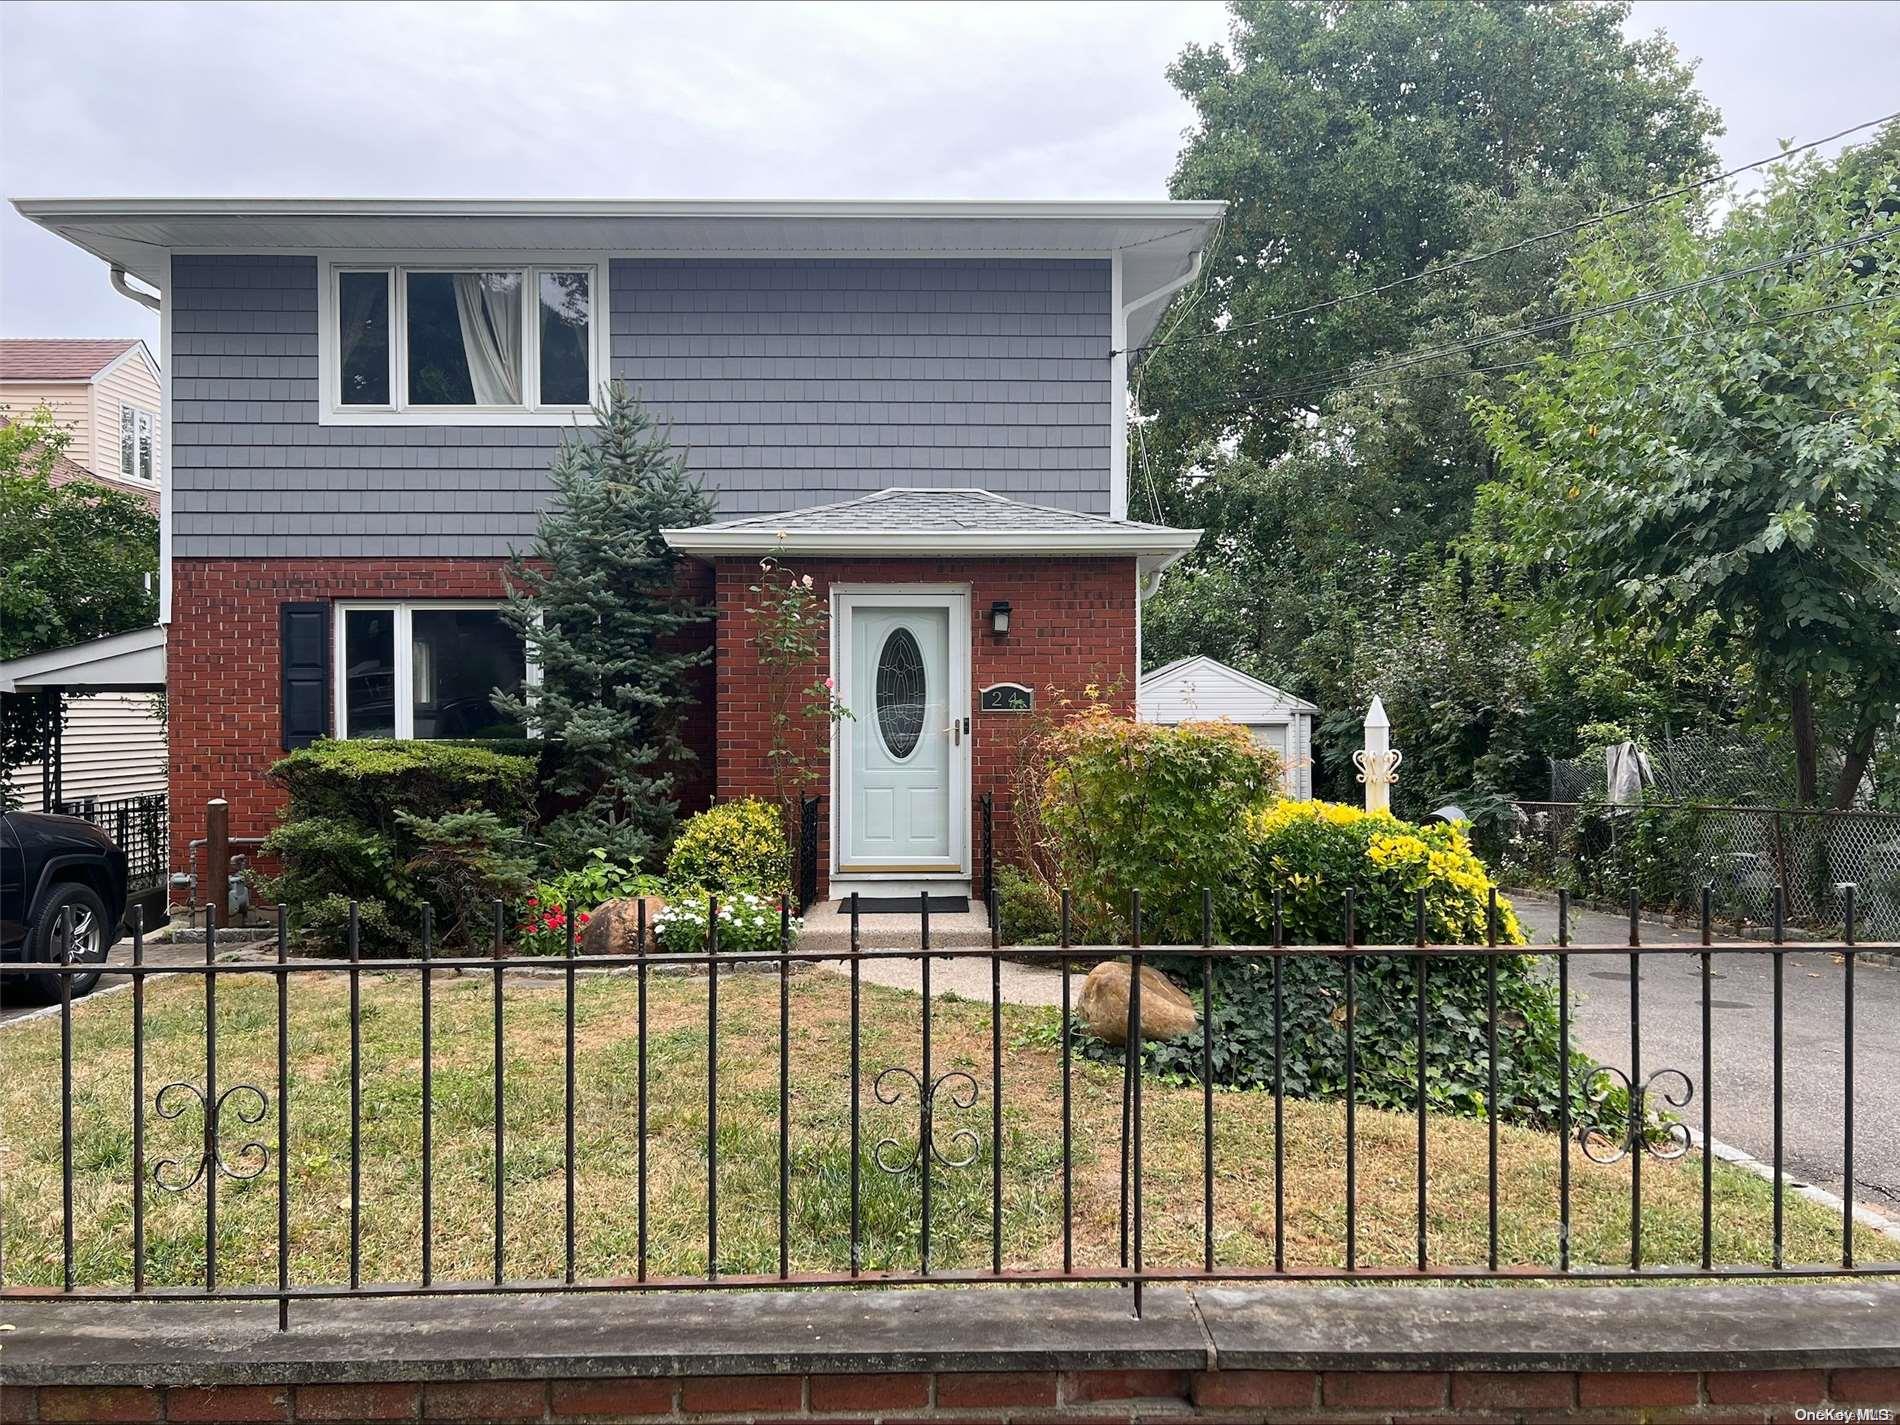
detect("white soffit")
[12,198,1224,345]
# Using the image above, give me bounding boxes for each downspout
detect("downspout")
[111,267,162,311]
[1120,247,1205,331]
[1116,247,1206,521]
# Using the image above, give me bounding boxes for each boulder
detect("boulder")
[1077,961,1198,1045]
[578,895,664,956]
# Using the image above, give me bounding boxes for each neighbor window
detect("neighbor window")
[335,603,530,741]
[329,262,597,417]
[120,405,156,481]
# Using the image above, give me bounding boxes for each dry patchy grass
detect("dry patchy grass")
[0,965,1880,1290]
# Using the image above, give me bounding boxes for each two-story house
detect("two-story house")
[16,199,1221,900]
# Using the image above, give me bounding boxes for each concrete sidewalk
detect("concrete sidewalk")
[1511,889,1900,1220]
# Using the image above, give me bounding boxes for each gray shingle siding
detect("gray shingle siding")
[170,254,1110,559]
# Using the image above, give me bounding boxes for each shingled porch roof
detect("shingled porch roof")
[661,488,1201,575]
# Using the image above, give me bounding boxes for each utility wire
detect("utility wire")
[1153,227,1897,416]
[1114,107,1900,360]
[1167,294,1889,419]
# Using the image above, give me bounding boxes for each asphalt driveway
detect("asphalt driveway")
[0,935,207,1027]
[1511,890,1900,1223]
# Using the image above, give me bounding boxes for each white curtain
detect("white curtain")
[453,273,523,405]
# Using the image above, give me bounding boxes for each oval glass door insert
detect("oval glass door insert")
[875,627,927,758]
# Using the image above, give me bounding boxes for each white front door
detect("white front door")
[835,590,968,876]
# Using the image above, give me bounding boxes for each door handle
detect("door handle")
[945,722,961,746]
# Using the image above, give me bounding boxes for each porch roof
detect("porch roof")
[0,625,166,694]
[661,488,1201,576]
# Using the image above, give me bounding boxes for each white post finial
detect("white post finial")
[1353,695,1401,814]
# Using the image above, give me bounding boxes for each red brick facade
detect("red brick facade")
[165,558,715,875]
[712,556,1139,895]
[166,555,1131,892]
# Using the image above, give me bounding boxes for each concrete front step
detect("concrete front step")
[799,899,994,952]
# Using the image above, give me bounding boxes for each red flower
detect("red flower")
[578,912,591,925]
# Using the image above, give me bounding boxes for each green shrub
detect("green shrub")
[257,739,537,954]
[1100,799,1575,1129]
[654,889,799,954]
[994,864,1061,944]
[664,798,790,896]
[1567,798,1706,907]
[1038,710,1281,943]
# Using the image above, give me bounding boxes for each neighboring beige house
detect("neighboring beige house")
[0,337,162,508]
[2,337,166,812]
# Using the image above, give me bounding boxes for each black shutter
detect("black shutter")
[280,602,330,750]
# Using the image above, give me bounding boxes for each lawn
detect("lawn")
[0,964,1879,1290]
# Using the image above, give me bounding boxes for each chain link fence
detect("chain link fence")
[1544,731,1870,809]
[1502,799,1900,938]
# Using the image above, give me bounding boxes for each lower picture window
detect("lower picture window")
[337,603,528,740]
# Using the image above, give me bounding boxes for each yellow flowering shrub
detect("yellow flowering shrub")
[664,797,791,897]
[1241,799,1524,946]
[1140,799,1565,1127]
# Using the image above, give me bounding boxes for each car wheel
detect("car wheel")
[11,882,114,1005]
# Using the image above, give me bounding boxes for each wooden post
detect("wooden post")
[206,798,230,919]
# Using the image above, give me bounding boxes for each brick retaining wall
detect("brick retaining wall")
[8,1363,1900,1422]
[4,1284,1896,1423]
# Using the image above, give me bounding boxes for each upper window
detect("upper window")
[325,261,601,422]
[120,405,156,482]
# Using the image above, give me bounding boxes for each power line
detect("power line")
[1166,293,1889,420]
[1151,227,1897,417]
[1115,106,1900,360]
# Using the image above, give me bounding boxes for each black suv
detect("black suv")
[0,810,129,1002]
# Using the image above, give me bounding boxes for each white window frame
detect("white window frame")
[332,600,539,741]
[318,254,609,427]
[136,409,155,482]
[120,404,156,481]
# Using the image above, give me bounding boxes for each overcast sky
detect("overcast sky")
[3,1,1896,349]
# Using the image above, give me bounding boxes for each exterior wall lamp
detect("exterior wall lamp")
[990,601,1012,636]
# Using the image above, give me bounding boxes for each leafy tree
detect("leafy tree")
[1,406,159,660]
[1,406,160,807]
[1138,3,1725,803]
[1142,0,1719,482]
[496,383,716,868]
[1479,140,1900,807]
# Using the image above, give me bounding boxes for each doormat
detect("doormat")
[836,896,971,915]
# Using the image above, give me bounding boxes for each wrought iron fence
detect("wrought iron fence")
[1505,800,1900,937]
[0,885,1892,1331]
[978,790,994,908]
[51,792,168,893]
[796,795,821,912]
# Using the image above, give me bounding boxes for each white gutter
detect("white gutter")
[110,266,162,311]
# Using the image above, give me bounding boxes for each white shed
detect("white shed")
[1138,656,1319,799]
